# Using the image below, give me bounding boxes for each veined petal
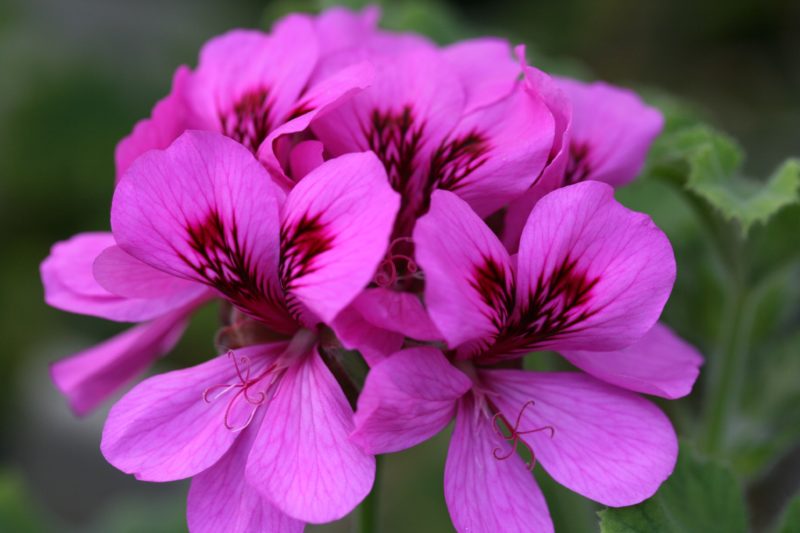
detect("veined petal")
[187,410,303,533]
[428,84,555,217]
[111,131,296,333]
[445,395,553,533]
[351,347,471,454]
[351,288,441,341]
[50,307,191,416]
[41,232,204,322]
[501,181,674,355]
[330,304,404,367]
[561,323,703,399]
[101,344,286,481]
[246,349,375,523]
[189,17,318,152]
[414,190,513,349]
[485,370,678,507]
[115,66,194,179]
[443,38,520,113]
[280,151,399,324]
[557,77,663,187]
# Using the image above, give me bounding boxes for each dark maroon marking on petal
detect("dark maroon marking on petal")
[362,105,426,197]
[428,131,490,192]
[219,87,274,153]
[483,255,600,359]
[286,100,316,122]
[563,142,592,185]
[469,254,515,330]
[179,209,297,334]
[279,212,333,296]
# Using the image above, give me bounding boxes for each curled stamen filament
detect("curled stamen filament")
[492,400,555,471]
[374,237,420,287]
[202,351,279,432]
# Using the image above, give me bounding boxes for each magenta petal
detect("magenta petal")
[515,181,675,352]
[351,288,441,341]
[50,309,190,416]
[443,37,519,113]
[187,414,303,533]
[330,304,404,367]
[41,232,200,322]
[445,395,553,533]
[115,66,194,179]
[101,344,284,481]
[246,351,375,523]
[414,190,513,349]
[281,151,399,324]
[485,370,678,506]
[561,323,703,399]
[351,347,471,454]
[288,140,324,181]
[558,77,664,187]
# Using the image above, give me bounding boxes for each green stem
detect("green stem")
[356,455,382,533]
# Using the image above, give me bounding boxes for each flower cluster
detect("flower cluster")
[41,6,703,533]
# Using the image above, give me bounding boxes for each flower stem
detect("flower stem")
[356,455,382,533]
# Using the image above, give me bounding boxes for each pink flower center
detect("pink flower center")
[374,236,421,288]
[203,350,284,432]
[491,400,555,471]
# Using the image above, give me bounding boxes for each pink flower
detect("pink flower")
[100,130,399,529]
[352,183,702,532]
[41,232,212,415]
[503,48,665,252]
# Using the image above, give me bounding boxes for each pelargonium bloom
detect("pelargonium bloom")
[100,130,399,529]
[41,232,213,415]
[352,183,702,531]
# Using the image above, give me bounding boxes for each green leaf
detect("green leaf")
[777,495,800,533]
[598,447,748,533]
[647,125,800,235]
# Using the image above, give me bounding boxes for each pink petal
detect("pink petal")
[41,232,203,322]
[433,83,555,217]
[503,57,572,253]
[189,17,317,151]
[246,350,375,523]
[115,66,194,179]
[351,288,441,341]
[512,181,675,353]
[288,140,324,181]
[442,37,520,113]
[414,190,513,349]
[313,5,380,60]
[557,77,663,187]
[351,347,471,454]
[50,308,190,416]
[187,411,303,533]
[485,370,678,506]
[445,395,553,533]
[94,244,207,303]
[330,304,404,367]
[111,131,296,334]
[281,152,399,324]
[561,322,703,399]
[101,343,286,481]
[257,61,375,184]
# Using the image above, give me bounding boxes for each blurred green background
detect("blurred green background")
[1,0,798,531]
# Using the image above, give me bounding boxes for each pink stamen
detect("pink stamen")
[491,400,555,471]
[202,350,280,432]
[374,237,420,287]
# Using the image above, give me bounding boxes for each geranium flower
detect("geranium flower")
[100,131,399,529]
[352,183,701,531]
